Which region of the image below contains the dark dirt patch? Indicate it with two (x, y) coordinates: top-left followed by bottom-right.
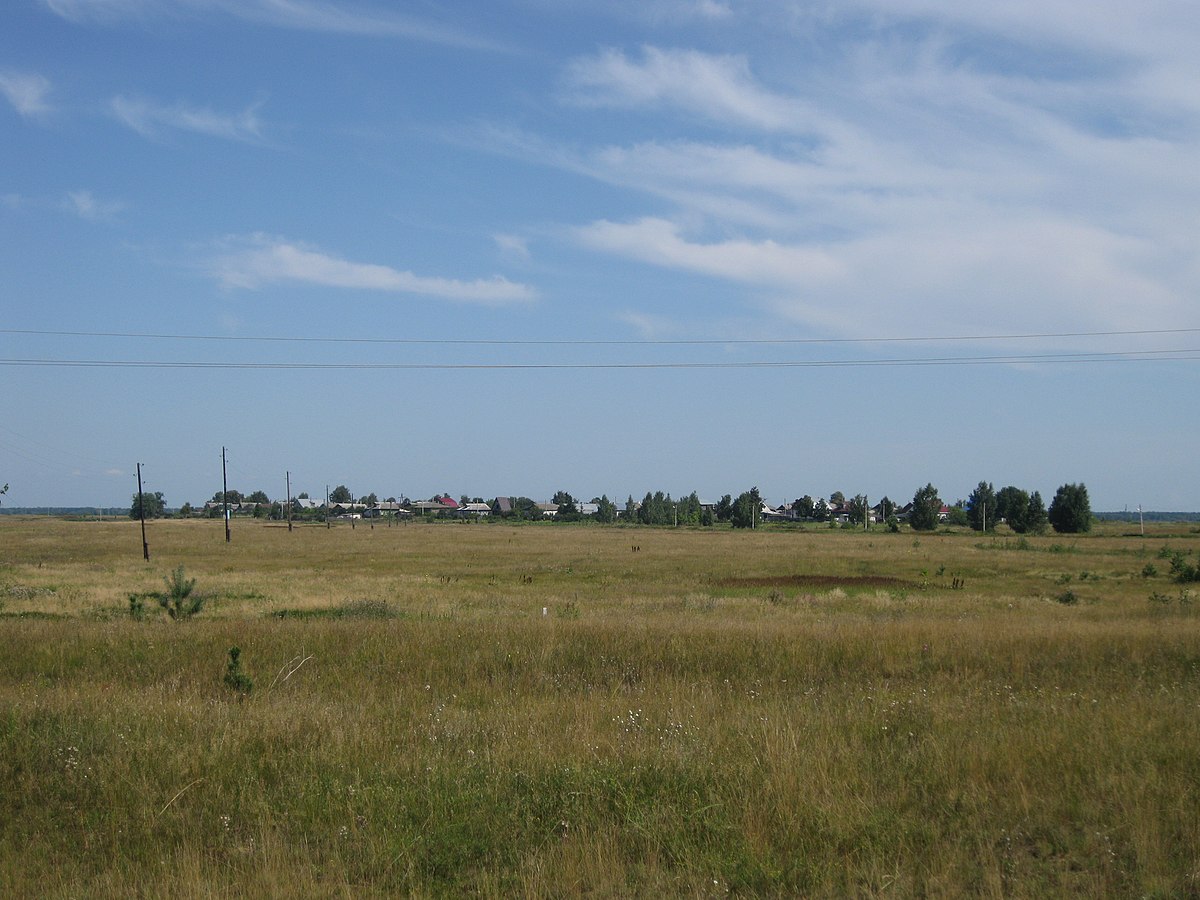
(716, 575), (915, 590)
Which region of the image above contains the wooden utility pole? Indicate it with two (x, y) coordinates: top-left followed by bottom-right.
(286, 471), (293, 532)
(222, 447), (231, 543)
(136, 462), (149, 561)
(325, 484), (330, 529)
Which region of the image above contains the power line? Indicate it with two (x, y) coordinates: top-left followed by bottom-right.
(2, 326), (1198, 346)
(0, 349), (1197, 370)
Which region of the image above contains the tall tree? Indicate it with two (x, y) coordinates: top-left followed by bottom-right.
(995, 486), (1030, 533)
(966, 481), (997, 531)
(329, 485), (353, 504)
(1049, 483), (1092, 533)
(592, 495), (617, 524)
(1026, 491), (1048, 534)
(552, 490), (580, 521)
(847, 494), (869, 527)
(909, 483), (942, 531)
(715, 494), (733, 522)
(129, 491), (166, 520)
(794, 495), (815, 520)
(731, 487), (762, 529)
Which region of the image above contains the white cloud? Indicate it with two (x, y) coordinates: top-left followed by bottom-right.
(211, 234), (537, 305)
(110, 95), (266, 142)
(0, 71), (53, 118)
(577, 217), (844, 286)
(493, 233), (531, 260)
(563, 47), (807, 132)
(64, 190), (124, 221)
(43, 0), (506, 50)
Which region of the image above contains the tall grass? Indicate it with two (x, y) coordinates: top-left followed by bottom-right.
(1, 517), (1198, 895)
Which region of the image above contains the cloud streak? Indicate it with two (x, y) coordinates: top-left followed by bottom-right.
(111, 95), (266, 142)
(563, 46), (808, 132)
(211, 235), (537, 305)
(43, 0), (507, 50)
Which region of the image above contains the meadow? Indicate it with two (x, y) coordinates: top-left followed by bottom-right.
(1, 515), (1199, 897)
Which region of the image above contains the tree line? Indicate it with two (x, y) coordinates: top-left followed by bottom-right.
(128, 481), (1096, 534)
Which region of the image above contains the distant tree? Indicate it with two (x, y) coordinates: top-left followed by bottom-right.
(677, 492), (702, 525)
(592, 495), (618, 524)
(967, 481), (997, 531)
(361, 492), (378, 507)
(638, 491), (674, 526)
(552, 490), (581, 521)
(946, 504), (969, 527)
(268, 501), (284, 521)
(1026, 491), (1048, 534)
(210, 489), (243, 506)
(511, 497), (541, 521)
(1049, 483), (1092, 533)
(813, 498), (830, 521)
(329, 485), (353, 504)
(129, 491), (166, 520)
(909, 483), (942, 531)
(794, 495), (815, 520)
(701, 507), (716, 527)
(847, 494), (869, 527)
(829, 491), (845, 507)
(297, 492), (309, 499)
(995, 486), (1030, 533)
(178, 502), (194, 518)
(715, 494), (733, 522)
(878, 496), (897, 520)
(731, 487), (762, 529)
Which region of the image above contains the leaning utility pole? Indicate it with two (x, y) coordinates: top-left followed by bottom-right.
(222, 447), (231, 543)
(136, 462), (149, 561)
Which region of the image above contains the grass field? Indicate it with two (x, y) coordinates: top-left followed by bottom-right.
(2, 515), (1199, 897)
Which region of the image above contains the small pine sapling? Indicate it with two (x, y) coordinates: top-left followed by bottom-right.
(224, 646), (253, 696)
(159, 565), (204, 620)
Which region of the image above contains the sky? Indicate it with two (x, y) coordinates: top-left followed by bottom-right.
(2, 0), (1199, 511)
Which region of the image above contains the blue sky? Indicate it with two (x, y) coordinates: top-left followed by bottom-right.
(2, 0), (1198, 511)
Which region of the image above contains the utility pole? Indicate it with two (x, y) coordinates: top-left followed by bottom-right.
(982, 502), (986, 534)
(286, 471), (293, 532)
(222, 447), (231, 543)
(136, 463), (149, 561)
(325, 484), (330, 530)
(1139, 504), (1144, 537)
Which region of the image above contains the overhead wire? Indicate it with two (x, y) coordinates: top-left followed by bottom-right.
(0, 349), (1197, 370)
(2, 326), (1198, 346)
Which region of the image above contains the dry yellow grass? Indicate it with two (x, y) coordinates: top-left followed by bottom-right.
(2, 515), (1199, 895)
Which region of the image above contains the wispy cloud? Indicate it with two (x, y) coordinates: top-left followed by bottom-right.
(493, 233), (531, 261)
(563, 47), (806, 132)
(110, 94), (266, 142)
(63, 190), (124, 221)
(43, 0), (507, 50)
(211, 234), (537, 305)
(0, 71), (53, 118)
(540, 11), (1200, 339)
